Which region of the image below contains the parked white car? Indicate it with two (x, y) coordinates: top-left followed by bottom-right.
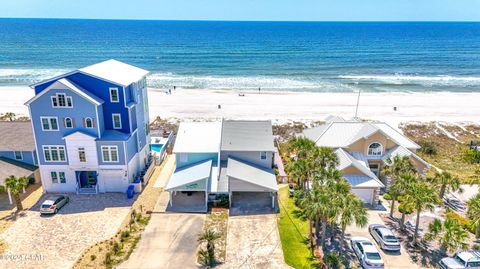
(368, 224), (401, 252)
(351, 236), (384, 269)
(439, 251), (480, 269)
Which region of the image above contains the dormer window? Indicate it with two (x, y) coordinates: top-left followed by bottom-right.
(51, 93), (73, 108)
(367, 142), (383, 156)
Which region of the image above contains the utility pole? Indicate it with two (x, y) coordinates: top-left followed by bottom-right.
(354, 89), (361, 119)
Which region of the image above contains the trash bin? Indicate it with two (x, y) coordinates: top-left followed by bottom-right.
(127, 185), (135, 199)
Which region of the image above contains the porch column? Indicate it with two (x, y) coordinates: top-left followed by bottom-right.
(7, 188), (12, 205)
(205, 191), (208, 210)
(229, 191), (232, 208)
(271, 192), (275, 209)
(169, 191), (173, 207)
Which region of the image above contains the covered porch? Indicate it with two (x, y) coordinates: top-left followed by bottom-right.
(76, 170), (98, 194)
(164, 160), (211, 213)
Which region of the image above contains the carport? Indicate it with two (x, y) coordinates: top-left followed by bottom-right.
(165, 160), (211, 212)
(227, 158), (278, 210)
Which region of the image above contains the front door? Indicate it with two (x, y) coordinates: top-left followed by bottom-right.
(78, 171), (97, 188)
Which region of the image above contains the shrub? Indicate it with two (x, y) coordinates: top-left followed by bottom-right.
(323, 252), (341, 269)
(121, 230), (130, 239)
(112, 241), (123, 255)
(464, 148), (480, 164)
(383, 193), (392, 200)
(419, 140), (438, 155)
(90, 254), (96, 261)
(104, 252), (112, 266)
(445, 211), (476, 234)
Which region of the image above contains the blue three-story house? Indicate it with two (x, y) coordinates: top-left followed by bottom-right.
(25, 60), (151, 193)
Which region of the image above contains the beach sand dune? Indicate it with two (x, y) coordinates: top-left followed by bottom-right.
(1, 86), (479, 127)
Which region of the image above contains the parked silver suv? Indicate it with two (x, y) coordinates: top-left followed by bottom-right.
(439, 251), (480, 269)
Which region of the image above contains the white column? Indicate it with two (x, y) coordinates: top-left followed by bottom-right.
(271, 193), (275, 209)
(205, 191), (208, 210)
(22, 187), (26, 194)
(7, 188), (12, 205)
(169, 191), (173, 207)
(229, 191), (232, 208)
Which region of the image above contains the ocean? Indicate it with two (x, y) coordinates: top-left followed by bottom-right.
(0, 19), (480, 92)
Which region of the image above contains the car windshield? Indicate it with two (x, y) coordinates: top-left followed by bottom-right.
(383, 235), (398, 243)
(366, 252), (382, 260)
(453, 255), (466, 265)
(41, 204), (51, 208)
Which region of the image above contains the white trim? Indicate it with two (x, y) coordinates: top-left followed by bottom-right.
(64, 117), (73, 128)
(40, 116), (59, 131)
(101, 145), (119, 163)
(51, 93), (73, 108)
(42, 145), (67, 163)
(27, 105), (41, 178)
(13, 151), (23, 160)
(26, 78), (102, 106)
(50, 171), (67, 184)
(109, 87), (120, 103)
(95, 106), (101, 138)
(112, 113), (122, 129)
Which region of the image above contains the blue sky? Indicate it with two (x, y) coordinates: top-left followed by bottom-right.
(1, 0), (479, 21)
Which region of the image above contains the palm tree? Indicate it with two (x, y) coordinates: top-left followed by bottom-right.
(299, 189), (317, 253)
(467, 193), (480, 238)
(425, 216), (469, 253)
(2, 112), (16, 121)
(388, 172), (417, 218)
(428, 171), (463, 200)
(286, 137), (318, 189)
(197, 229), (221, 267)
(339, 193), (368, 243)
(383, 156), (416, 217)
(397, 196), (414, 229)
(5, 175), (29, 211)
(406, 180), (441, 241)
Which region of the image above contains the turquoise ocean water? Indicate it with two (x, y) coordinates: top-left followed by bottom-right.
(0, 19), (479, 92)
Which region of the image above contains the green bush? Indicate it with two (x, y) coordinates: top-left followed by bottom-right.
(419, 140), (438, 155)
(121, 230), (130, 239)
(90, 254), (96, 261)
(464, 148), (480, 164)
(445, 211), (476, 234)
(383, 193), (392, 200)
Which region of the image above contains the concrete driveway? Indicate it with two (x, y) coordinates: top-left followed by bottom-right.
(119, 213), (205, 269)
(221, 213), (290, 269)
(0, 193), (133, 269)
(346, 211), (420, 269)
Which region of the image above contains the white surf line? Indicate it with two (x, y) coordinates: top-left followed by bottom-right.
(435, 122), (461, 143)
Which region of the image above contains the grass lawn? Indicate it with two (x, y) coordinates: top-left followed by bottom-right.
(277, 185), (319, 269)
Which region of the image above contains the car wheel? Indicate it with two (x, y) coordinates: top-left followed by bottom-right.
(54, 208), (58, 214)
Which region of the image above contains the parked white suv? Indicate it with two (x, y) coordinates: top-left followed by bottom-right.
(439, 251), (480, 269)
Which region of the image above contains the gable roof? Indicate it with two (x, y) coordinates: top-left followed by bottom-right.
(302, 121), (420, 150)
(79, 59), (149, 87)
(30, 59), (149, 88)
(221, 120), (275, 152)
(0, 121), (36, 151)
(25, 78), (104, 106)
(335, 148), (384, 188)
(226, 158), (278, 192)
(173, 122), (222, 153)
(62, 130), (97, 140)
(382, 145), (430, 168)
(165, 160), (212, 191)
(0, 157), (37, 186)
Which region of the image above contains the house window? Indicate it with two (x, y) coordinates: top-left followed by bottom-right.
(101, 146), (119, 162)
(110, 88), (119, 103)
(14, 151), (23, 160)
(64, 117), (73, 128)
(78, 147), (86, 162)
(367, 142), (383, 156)
(84, 117), (94, 128)
(51, 93), (73, 108)
(40, 117), (59, 131)
(260, 151), (267, 160)
(51, 171), (58, 183)
(50, 171), (66, 184)
(112, 114), (122, 129)
(43, 146), (66, 162)
(369, 163), (380, 177)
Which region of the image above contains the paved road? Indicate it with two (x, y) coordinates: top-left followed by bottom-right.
(347, 211), (420, 269)
(119, 213), (205, 269)
(220, 214), (290, 269)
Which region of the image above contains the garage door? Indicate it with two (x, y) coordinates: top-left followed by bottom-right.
(231, 192), (272, 209)
(102, 171), (127, 192)
(351, 188), (373, 204)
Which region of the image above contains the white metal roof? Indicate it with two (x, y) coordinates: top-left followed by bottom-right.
(221, 120), (275, 152)
(302, 121), (420, 150)
(173, 122), (222, 153)
(336, 148), (384, 188)
(79, 59), (149, 87)
(227, 158), (278, 192)
(382, 145), (429, 167)
(165, 160), (212, 191)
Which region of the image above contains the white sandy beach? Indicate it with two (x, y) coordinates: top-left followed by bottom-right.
(1, 86), (479, 127)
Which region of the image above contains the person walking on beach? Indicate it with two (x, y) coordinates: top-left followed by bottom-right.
(258, 87), (261, 92)
(173, 86), (176, 90)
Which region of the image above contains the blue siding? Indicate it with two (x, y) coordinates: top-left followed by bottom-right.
(96, 141), (126, 165)
(177, 152), (218, 168)
(30, 88), (100, 165)
(126, 132), (138, 162)
(0, 151), (37, 166)
(130, 106), (138, 132)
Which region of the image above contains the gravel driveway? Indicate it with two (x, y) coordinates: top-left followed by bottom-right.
(221, 214), (290, 269)
(0, 193), (133, 269)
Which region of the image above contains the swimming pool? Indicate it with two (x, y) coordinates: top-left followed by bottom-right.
(151, 144), (164, 153)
